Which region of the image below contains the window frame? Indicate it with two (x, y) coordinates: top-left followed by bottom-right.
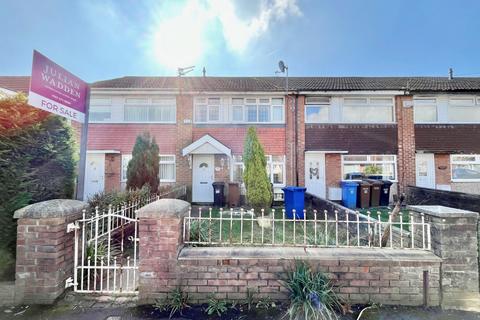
(89, 98), (112, 123)
(121, 154), (176, 183)
(414, 95), (480, 124)
(159, 155), (176, 183)
(123, 97), (176, 124)
(230, 154), (286, 187)
(305, 96), (330, 124)
(413, 97), (438, 123)
(340, 97), (395, 124)
(450, 154), (480, 182)
(341, 154), (398, 182)
(194, 97), (285, 124)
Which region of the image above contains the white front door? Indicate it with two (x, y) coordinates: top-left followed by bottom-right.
(84, 153), (105, 200)
(305, 152), (326, 198)
(192, 155), (214, 203)
(416, 153), (436, 189)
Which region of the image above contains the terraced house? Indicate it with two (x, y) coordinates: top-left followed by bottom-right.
(2, 75), (480, 202)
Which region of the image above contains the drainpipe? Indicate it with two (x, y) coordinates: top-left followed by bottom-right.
(294, 93), (299, 186)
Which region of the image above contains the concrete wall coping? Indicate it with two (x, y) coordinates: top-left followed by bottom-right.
(137, 198), (190, 218)
(179, 246), (442, 263)
(407, 205), (479, 219)
(13, 199), (88, 219)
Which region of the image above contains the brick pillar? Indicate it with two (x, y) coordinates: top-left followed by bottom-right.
(410, 206), (480, 310)
(396, 95), (416, 194)
(176, 94), (193, 189)
(13, 199), (88, 304)
(296, 96), (306, 187)
(137, 199), (189, 304)
(286, 95), (305, 186)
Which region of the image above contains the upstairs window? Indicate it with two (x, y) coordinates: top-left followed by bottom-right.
(194, 97), (284, 123)
(305, 96), (330, 123)
(89, 98), (112, 122)
(124, 97), (176, 123)
(342, 97), (394, 123)
(448, 97), (480, 123)
(414, 98), (438, 123)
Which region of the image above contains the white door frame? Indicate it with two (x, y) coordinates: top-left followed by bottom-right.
(415, 153), (436, 189)
(84, 153), (105, 200)
(305, 152), (326, 198)
(192, 154), (215, 203)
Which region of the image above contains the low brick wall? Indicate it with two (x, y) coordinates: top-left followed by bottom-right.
(177, 247), (441, 306)
(137, 199), (443, 307)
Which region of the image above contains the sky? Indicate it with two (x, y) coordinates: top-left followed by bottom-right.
(1, 0), (480, 82)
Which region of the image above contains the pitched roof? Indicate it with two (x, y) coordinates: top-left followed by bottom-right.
(91, 76), (480, 92)
(0, 76), (30, 93)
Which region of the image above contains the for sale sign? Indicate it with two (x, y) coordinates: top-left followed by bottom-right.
(28, 50), (88, 123)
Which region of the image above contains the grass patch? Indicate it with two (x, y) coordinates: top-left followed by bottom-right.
(0, 248), (15, 281)
(358, 206), (411, 231)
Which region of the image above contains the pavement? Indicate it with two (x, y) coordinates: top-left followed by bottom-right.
(1, 303), (480, 320)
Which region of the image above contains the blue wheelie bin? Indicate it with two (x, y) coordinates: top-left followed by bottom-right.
(282, 186), (306, 219)
(341, 181), (359, 209)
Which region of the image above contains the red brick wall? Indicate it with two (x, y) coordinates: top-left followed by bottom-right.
(104, 154), (121, 192)
(396, 96), (416, 194)
(296, 96), (306, 187)
(435, 153), (451, 186)
(192, 127), (286, 155)
(87, 124), (177, 154)
(326, 154), (342, 189)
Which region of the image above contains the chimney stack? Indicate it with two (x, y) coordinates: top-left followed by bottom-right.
(202, 67), (206, 77)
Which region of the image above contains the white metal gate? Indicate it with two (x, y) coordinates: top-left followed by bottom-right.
(70, 196), (155, 294)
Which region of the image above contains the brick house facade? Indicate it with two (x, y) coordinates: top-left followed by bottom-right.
(2, 75), (480, 202)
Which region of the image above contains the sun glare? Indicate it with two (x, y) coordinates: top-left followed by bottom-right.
(150, 1), (209, 70)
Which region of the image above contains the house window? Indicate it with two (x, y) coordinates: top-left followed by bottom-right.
(89, 98), (111, 122)
(305, 97), (330, 123)
(124, 97), (176, 123)
(231, 155), (285, 186)
(414, 98), (438, 123)
(342, 155), (397, 181)
(121, 154), (176, 182)
(448, 98), (480, 123)
(342, 97), (394, 123)
(231, 155), (244, 183)
(159, 155), (176, 182)
(451, 155), (480, 181)
(195, 98), (222, 123)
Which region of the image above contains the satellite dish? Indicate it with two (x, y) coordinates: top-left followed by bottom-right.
(278, 60), (286, 73)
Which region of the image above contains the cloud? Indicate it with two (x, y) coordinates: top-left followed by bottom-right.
(146, 0), (301, 70)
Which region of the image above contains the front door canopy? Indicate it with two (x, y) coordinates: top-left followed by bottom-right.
(182, 134), (232, 157)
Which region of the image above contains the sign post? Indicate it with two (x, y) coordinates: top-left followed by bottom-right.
(28, 50), (89, 200)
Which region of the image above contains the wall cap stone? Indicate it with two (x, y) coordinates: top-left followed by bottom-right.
(137, 198), (189, 218)
(179, 246), (442, 263)
(13, 199), (88, 219)
(407, 205), (479, 219)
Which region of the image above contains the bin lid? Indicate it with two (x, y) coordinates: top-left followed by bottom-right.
(363, 178), (382, 185)
(282, 186), (307, 192)
(341, 180), (359, 186)
(212, 182), (225, 186)
(381, 180), (393, 186)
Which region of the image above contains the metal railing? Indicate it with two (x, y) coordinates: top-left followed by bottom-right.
(183, 208), (431, 250)
(72, 185), (187, 294)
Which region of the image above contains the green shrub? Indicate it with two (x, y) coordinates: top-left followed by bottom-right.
(189, 220), (208, 244)
(126, 132), (159, 192)
(87, 185), (151, 213)
(154, 287), (190, 318)
(243, 127), (272, 211)
(282, 261), (341, 320)
(205, 296), (228, 317)
(0, 94), (77, 264)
